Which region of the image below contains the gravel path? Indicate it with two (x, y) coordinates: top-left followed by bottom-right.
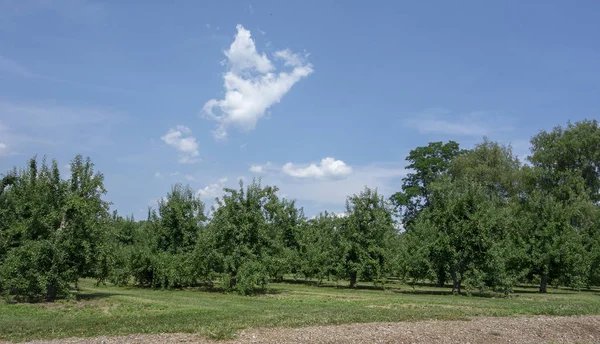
(11, 315), (600, 344)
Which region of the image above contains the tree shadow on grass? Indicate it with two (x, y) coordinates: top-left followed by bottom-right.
(75, 292), (121, 301)
(279, 278), (388, 291)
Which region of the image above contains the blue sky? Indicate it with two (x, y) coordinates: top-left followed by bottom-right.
(1, 0), (599, 217)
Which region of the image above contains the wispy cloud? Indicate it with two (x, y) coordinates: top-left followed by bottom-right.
(0, 142), (10, 157)
(0, 53), (134, 94)
(0, 55), (39, 78)
(0, 100), (118, 154)
(406, 110), (514, 137)
(203, 24), (313, 139)
(160, 125), (200, 164)
(0, 0), (105, 22)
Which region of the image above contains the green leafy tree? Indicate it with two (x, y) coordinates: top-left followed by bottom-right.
(340, 187), (395, 288)
(0, 155), (109, 301)
(450, 138), (521, 199)
(390, 141), (463, 228)
(516, 168), (590, 292)
(155, 184), (206, 254)
(60, 155), (110, 279)
(205, 180), (281, 294)
(296, 212), (344, 283)
(529, 119), (600, 202)
(410, 178), (513, 294)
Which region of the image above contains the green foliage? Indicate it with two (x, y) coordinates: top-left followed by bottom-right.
(155, 184), (206, 254)
(0, 240), (73, 302)
(529, 119), (600, 202)
(408, 178), (514, 294)
(295, 212), (344, 283)
(340, 187), (395, 288)
(0, 155), (108, 301)
(2, 117), (600, 303)
(205, 180), (284, 294)
(390, 141), (464, 227)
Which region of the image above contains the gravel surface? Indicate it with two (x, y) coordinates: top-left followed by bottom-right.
(9, 315), (600, 344)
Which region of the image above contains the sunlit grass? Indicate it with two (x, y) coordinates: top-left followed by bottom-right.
(1, 278), (599, 342)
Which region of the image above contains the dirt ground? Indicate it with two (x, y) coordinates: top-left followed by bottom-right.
(13, 315), (600, 344)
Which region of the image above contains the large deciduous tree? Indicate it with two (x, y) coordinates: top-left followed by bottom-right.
(0, 155), (109, 301)
(390, 141), (463, 228)
(205, 180), (283, 294)
(340, 187), (395, 288)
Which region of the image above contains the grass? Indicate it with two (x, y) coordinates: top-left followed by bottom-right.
(1, 278), (600, 342)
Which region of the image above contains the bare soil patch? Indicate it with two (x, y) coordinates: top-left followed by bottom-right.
(10, 315), (600, 344)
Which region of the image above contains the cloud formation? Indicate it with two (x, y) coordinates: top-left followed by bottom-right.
(249, 162), (274, 174)
(407, 110), (514, 137)
(196, 177), (228, 200)
(203, 24), (313, 139)
(160, 125), (200, 163)
(283, 157), (352, 179)
(0, 55), (38, 78)
(247, 161), (406, 207)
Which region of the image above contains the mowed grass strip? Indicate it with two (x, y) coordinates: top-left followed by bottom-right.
(1, 279), (600, 342)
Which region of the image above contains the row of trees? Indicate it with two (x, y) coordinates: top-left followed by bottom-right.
(0, 119), (599, 301)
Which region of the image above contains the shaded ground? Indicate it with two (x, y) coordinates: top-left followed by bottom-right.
(13, 315), (600, 344)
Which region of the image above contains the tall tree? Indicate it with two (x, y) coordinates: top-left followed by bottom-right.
(516, 167), (590, 292)
(529, 119), (600, 202)
(60, 155), (110, 279)
(205, 180), (281, 294)
(390, 141), (463, 228)
(296, 212), (344, 283)
(155, 184), (206, 254)
(409, 177), (512, 294)
(340, 187), (395, 288)
(450, 138), (521, 199)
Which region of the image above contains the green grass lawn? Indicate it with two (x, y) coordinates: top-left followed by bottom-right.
(1, 279), (600, 342)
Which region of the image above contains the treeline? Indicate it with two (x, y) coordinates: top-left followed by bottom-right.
(1, 119), (599, 301)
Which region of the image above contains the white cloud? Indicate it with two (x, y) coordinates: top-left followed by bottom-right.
(281, 165), (406, 205)
(161, 125), (200, 164)
(249, 164), (264, 173)
(283, 157), (352, 179)
(274, 49), (307, 67)
(224, 24), (273, 74)
(154, 172), (163, 178)
(196, 177), (228, 200)
(203, 24), (313, 139)
(253, 163), (406, 206)
(0, 142), (7, 156)
(249, 162), (275, 174)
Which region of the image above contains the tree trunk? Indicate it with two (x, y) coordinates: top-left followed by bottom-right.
(451, 269), (462, 295)
(539, 274), (548, 293)
(46, 280), (56, 302)
(349, 271), (357, 288)
(436, 266), (446, 287)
